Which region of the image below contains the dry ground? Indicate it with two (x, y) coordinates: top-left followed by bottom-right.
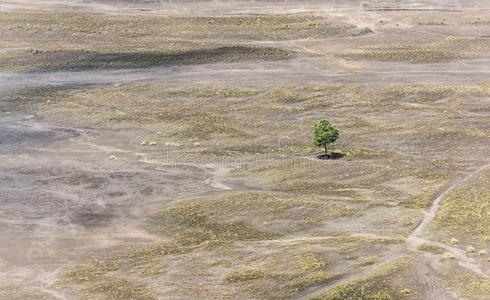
(1, 1), (490, 299)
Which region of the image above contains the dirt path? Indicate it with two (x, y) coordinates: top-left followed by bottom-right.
(407, 162), (490, 276)
(301, 162), (490, 299)
(408, 163), (490, 245)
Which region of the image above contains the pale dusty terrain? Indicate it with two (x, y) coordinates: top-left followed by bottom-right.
(1, 1), (490, 299)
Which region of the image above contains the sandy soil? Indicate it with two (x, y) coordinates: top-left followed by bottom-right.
(1, 1), (490, 299)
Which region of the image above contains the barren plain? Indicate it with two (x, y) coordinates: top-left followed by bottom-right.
(1, 0), (490, 299)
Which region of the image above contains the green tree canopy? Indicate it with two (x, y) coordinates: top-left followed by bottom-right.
(313, 119), (340, 154)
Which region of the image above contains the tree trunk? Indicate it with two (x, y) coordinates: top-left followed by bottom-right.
(324, 145), (327, 154)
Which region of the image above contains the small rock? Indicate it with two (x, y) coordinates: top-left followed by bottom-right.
(148, 141), (157, 146)
(108, 155), (118, 160)
(479, 249), (487, 256)
(466, 245), (476, 253)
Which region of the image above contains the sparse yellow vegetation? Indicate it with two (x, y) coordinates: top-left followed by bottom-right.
(224, 269), (279, 283)
(434, 170), (490, 244)
(295, 252), (328, 272)
(154, 200), (276, 245)
(63, 243), (188, 299)
(152, 192), (357, 239)
(418, 243), (446, 255)
(223, 251), (342, 297)
(356, 256), (378, 266)
(442, 252), (455, 260)
(342, 38), (490, 63)
(2, 2), (490, 300)
(443, 268), (490, 299)
(83, 278), (156, 300)
(313, 258), (412, 300)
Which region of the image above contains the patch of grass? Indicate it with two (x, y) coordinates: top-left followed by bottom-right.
(6, 85), (76, 107)
(290, 271), (343, 293)
(83, 278), (156, 300)
(153, 192), (356, 238)
(294, 253), (328, 272)
(400, 187), (442, 209)
(64, 260), (112, 284)
(238, 157), (431, 203)
(237, 159), (355, 196)
(443, 251), (455, 260)
(175, 113), (249, 139)
(109, 243), (186, 279)
(224, 251), (342, 297)
(449, 237), (459, 245)
(418, 243), (446, 255)
(10, 46), (296, 72)
(0, 12), (369, 41)
(155, 201), (276, 246)
(443, 268), (490, 299)
(63, 242), (189, 299)
(177, 86), (259, 98)
(269, 88), (307, 103)
(342, 38), (490, 63)
(224, 269), (276, 283)
(7, 84), (259, 139)
(381, 85), (490, 104)
(382, 85), (453, 104)
(433, 170), (490, 244)
(344, 44), (460, 63)
(312, 258), (412, 300)
(64, 243), (186, 285)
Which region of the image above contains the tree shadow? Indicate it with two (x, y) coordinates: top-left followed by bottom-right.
(317, 151), (345, 160)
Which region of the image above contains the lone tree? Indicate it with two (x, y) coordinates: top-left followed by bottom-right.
(313, 119), (340, 155)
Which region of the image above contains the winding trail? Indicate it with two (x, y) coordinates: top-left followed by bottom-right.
(408, 163), (490, 244)
(302, 162), (490, 299)
(407, 162), (490, 276)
